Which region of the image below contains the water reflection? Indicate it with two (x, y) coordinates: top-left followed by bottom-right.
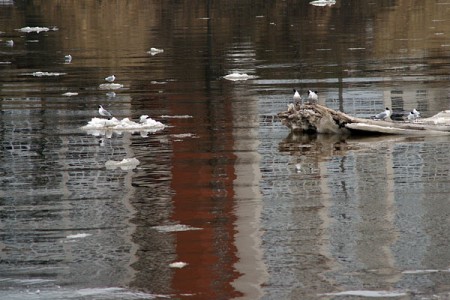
(273, 133), (450, 298)
(2, 0), (450, 299)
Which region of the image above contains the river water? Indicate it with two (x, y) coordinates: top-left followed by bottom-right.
(1, 1), (450, 299)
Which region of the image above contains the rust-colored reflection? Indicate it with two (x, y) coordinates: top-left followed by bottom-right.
(168, 96), (242, 299)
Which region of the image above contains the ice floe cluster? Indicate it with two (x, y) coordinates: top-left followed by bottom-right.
(81, 115), (166, 136)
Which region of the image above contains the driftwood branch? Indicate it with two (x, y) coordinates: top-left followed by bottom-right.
(278, 103), (450, 135)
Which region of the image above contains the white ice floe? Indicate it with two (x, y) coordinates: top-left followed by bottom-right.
(152, 224), (202, 233)
(81, 116), (165, 136)
(148, 47), (164, 55)
(62, 92), (78, 96)
(66, 233), (92, 239)
(105, 158), (140, 170)
(402, 269), (449, 274)
(160, 115), (193, 119)
(169, 262), (188, 269)
(99, 83), (124, 90)
(310, 0), (336, 7)
(17, 26), (55, 33)
(321, 290), (407, 297)
(32, 71), (66, 77)
(171, 133), (196, 139)
(223, 72), (257, 81)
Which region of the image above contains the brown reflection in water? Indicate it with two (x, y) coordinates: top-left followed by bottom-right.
(168, 95), (241, 299)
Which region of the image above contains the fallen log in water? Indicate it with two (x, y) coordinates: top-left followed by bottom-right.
(277, 103), (450, 135)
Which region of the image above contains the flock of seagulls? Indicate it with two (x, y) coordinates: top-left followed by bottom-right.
(292, 89), (421, 122)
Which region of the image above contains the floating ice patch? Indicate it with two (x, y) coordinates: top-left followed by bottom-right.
(310, 0), (336, 6)
(171, 133), (196, 139)
(223, 72), (257, 81)
(99, 83), (124, 90)
(62, 92), (78, 96)
(160, 115), (193, 119)
(152, 224), (202, 233)
(81, 116), (165, 136)
(321, 290), (407, 297)
(17, 26), (57, 33)
(169, 262), (188, 269)
(147, 47), (164, 55)
(402, 269), (447, 274)
(75, 287), (169, 299)
(32, 71), (66, 77)
(66, 233), (92, 239)
(105, 158), (140, 170)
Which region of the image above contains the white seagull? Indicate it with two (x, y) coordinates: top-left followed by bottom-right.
(407, 111), (417, 122)
(105, 75), (116, 82)
(412, 108), (420, 118)
(293, 89), (302, 103)
(139, 115), (150, 123)
(64, 54), (72, 63)
(308, 90), (318, 102)
(98, 105), (113, 119)
(373, 107), (391, 120)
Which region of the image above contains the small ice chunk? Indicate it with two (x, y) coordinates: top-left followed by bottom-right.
(66, 233), (92, 239)
(169, 262), (188, 269)
(105, 158), (140, 170)
(321, 290), (407, 297)
(17, 26), (50, 33)
(99, 83), (124, 90)
(62, 92), (78, 96)
(148, 47), (164, 55)
(310, 0), (336, 7)
(32, 71), (66, 77)
(223, 72), (256, 81)
(152, 224), (202, 233)
(160, 115), (193, 119)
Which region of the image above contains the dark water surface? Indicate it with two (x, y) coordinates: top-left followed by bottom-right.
(1, 1), (450, 299)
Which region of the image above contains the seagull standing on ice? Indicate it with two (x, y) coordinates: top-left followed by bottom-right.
(373, 107), (391, 120)
(293, 89), (302, 104)
(105, 75), (116, 82)
(139, 115), (150, 123)
(412, 108), (420, 118)
(308, 90), (318, 102)
(98, 105), (113, 119)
